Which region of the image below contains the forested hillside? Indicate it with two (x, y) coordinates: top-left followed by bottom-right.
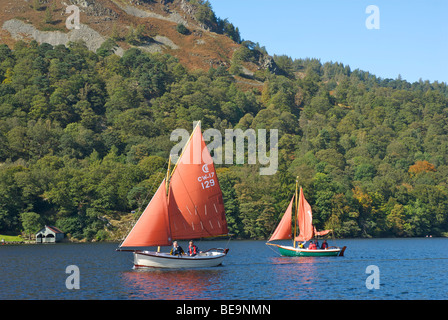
(1, 34), (448, 240)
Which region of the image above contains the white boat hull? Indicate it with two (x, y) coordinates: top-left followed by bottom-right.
(133, 250), (227, 269)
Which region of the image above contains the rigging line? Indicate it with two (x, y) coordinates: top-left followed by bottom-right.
(224, 235), (231, 248)
(266, 243), (282, 256)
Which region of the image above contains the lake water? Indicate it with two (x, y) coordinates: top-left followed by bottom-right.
(0, 238), (447, 300)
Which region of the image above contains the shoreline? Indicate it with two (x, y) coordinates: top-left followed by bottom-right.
(1, 235), (446, 246)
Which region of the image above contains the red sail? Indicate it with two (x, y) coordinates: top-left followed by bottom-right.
(295, 187), (314, 242)
(120, 179), (171, 247)
(314, 227), (332, 237)
(168, 124), (228, 240)
(268, 196), (294, 241)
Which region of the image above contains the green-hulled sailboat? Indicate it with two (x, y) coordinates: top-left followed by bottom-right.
(266, 178), (346, 257)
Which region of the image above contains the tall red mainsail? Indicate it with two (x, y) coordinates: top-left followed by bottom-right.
(268, 196), (294, 241)
(295, 187), (314, 242)
(168, 124), (228, 240)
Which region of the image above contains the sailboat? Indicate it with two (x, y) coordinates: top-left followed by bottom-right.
(117, 122), (230, 268)
(266, 178), (346, 257)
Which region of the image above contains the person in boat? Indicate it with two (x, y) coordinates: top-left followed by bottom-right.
(170, 241), (185, 256)
(187, 240), (200, 256)
(321, 240), (328, 249)
(298, 242), (304, 248)
(308, 241), (317, 250)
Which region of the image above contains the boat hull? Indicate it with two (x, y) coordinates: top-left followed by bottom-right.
(133, 250), (227, 268)
(276, 245), (342, 257)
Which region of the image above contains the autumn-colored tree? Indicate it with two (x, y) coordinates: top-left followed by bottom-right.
(408, 160), (436, 176)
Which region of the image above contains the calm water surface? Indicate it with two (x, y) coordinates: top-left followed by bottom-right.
(0, 238), (447, 300)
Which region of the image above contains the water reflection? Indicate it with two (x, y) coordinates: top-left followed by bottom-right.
(268, 256), (324, 299)
(121, 268), (225, 300)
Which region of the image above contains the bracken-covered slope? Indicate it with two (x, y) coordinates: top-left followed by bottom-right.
(0, 0), (242, 71)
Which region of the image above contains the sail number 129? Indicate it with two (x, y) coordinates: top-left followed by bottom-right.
(198, 172), (215, 190)
(200, 179), (215, 189)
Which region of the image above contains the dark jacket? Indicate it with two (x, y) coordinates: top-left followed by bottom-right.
(170, 246), (184, 255)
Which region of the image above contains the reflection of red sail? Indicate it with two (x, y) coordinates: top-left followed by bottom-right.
(295, 188), (314, 242)
(121, 269), (221, 299)
(268, 196), (293, 241)
(120, 180), (171, 247)
(168, 124), (228, 240)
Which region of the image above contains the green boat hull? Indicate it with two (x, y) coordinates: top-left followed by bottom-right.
(277, 245), (343, 257)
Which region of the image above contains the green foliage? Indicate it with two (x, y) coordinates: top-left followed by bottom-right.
(187, 0), (241, 43)
(1, 39), (448, 241)
(176, 23), (189, 35)
(21, 211), (41, 237)
(97, 39), (118, 58)
(43, 7), (53, 24)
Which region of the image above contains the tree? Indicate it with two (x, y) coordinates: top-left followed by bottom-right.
(408, 160), (436, 177)
(97, 39), (118, 58)
(125, 26), (137, 45)
(21, 211), (42, 239)
(176, 23), (189, 35)
(110, 23), (121, 41)
(32, 0), (41, 11)
(43, 7), (53, 24)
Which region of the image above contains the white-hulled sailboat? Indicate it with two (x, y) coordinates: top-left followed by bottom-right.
(117, 122), (229, 268)
(266, 178), (346, 257)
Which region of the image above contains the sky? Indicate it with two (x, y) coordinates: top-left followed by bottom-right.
(208, 0), (448, 84)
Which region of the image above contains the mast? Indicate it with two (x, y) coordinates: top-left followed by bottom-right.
(293, 176), (299, 248)
(170, 121), (201, 178)
(166, 155), (171, 193)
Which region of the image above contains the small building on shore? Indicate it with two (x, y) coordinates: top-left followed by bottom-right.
(36, 226), (65, 243)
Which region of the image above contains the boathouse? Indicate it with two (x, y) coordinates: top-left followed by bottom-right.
(36, 226), (65, 243)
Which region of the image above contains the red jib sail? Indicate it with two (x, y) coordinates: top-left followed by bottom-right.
(268, 196), (294, 241)
(295, 187), (314, 242)
(120, 179), (171, 247)
(168, 124), (228, 240)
